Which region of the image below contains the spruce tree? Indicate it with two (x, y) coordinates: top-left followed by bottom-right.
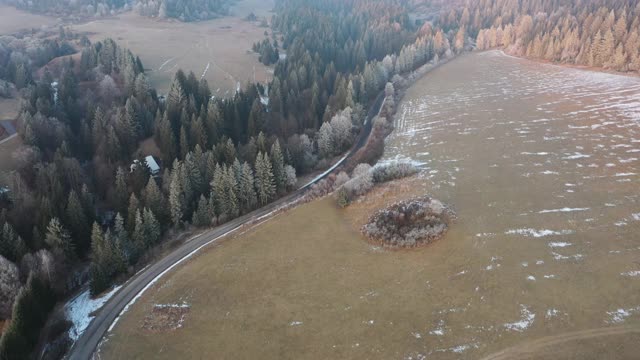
(169, 161), (184, 226)
(45, 218), (75, 263)
(254, 152), (276, 205)
(270, 140), (286, 193)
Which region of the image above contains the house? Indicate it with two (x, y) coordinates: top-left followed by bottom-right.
(130, 155), (161, 176)
(145, 155), (161, 176)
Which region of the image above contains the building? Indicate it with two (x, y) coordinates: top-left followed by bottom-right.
(130, 155), (161, 176)
(145, 155), (161, 176)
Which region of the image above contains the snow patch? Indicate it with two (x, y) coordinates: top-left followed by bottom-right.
(621, 271), (640, 277)
(505, 228), (574, 237)
(538, 207), (589, 214)
(607, 307), (640, 324)
(65, 285), (122, 341)
(548, 242), (572, 248)
(503, 305), (535, 332)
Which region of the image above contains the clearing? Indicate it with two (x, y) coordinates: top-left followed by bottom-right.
(71, 1), (274, 95)
(0, 5), (59, 35)
(98, 180), (640, 359)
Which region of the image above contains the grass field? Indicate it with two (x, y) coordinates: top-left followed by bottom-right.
(72, 4), (273, 95)
(0, 5), (59, 35)
(99, 174), (640, 359)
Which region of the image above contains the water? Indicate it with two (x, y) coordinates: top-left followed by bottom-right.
(381, 50), (640, 358)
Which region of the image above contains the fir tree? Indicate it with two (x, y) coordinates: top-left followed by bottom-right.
(254, 152), (275, 205)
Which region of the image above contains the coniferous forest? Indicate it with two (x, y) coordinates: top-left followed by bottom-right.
(1, 0), (640, 358)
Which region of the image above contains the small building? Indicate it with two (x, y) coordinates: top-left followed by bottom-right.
(130, 155), (161, 176)
(145, 155), (161, 176)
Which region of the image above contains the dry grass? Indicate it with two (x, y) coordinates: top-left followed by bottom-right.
(72, 10), (273, 95)
(0, 98), (19, 122)
(97, 191), (640, 360)
(0, 5), (59, 35)
(344, 175), (428, 229)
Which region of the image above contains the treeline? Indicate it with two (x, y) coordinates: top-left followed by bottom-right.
(133, 0), (232, 22)
(464, 0), (640, 72)
(3, 0), (235, 22)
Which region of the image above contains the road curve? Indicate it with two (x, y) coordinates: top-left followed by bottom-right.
(67, 92), (387, 360)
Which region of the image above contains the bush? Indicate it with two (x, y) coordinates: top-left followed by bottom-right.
(362, 196), (454, 248)
(371, 162), (419, 184)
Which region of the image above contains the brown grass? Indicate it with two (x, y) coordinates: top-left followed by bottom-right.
(0, 5), (59, 35)
(71, 10), (273, 95)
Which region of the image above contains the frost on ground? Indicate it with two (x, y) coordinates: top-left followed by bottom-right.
(538, 207), (590, 214)
(142, 301), (191, 332)
(505, 228), (574, 237)
(504, 305), (535, 332)
(65, 285), (122, 341)
(606, 306), (640, 324)
(548, 242), (572, 248)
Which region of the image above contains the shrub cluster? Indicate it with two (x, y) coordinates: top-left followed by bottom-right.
(362, 196), (454, 248)
(372, 162), (419, 184)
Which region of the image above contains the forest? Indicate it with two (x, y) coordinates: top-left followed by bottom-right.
(1, 0), (639, 359)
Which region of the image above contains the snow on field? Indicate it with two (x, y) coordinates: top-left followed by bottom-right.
(65, 285), (122, 341)
(503, 305), (535, 332)
(538, 207), (590, 214)
(505, 228), (574, 237)
(548, 242), (572, 248)
(607, 306), (640, 324)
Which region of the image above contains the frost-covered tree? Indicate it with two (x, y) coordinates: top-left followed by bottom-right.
(270, 140), (286, 193)
(254, 152), (275, 205)
(45, 218), (75, 263)
(318, 122), (334, 158)
(284, 165), (297, 190)
(0, 255), (20, 319)
(169, 161), (185, 226)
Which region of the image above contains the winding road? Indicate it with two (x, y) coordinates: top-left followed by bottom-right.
(67, 92), (386, 360)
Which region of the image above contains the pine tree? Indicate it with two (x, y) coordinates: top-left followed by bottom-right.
(45, 218), (75, 262)
(143, 208), (161, 246)
(192, 195), (211, 227)
(89, 223), (109, 295)
(210, 163), (225, 216)
(66, 191), (90, 253)
(113, 213), (132, 265)
(318, 122), (334, 158)
(0, 222), (27, 263)
(132, 210), (145, 249)
(126, 193), (140, 236)
(169, 161), (184, 226)
(114, 167), (128, 213)
(270, 140), (286, 193)
(254, 152), (275, 205)
(143, 177), (166, 224)
(223, 167), (239, 217)
(240, 162), (257, 211)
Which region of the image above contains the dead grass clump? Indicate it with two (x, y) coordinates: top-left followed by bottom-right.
(141, 303), (190, 332)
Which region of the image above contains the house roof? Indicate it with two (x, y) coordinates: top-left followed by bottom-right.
(145, 156), (160, 172)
